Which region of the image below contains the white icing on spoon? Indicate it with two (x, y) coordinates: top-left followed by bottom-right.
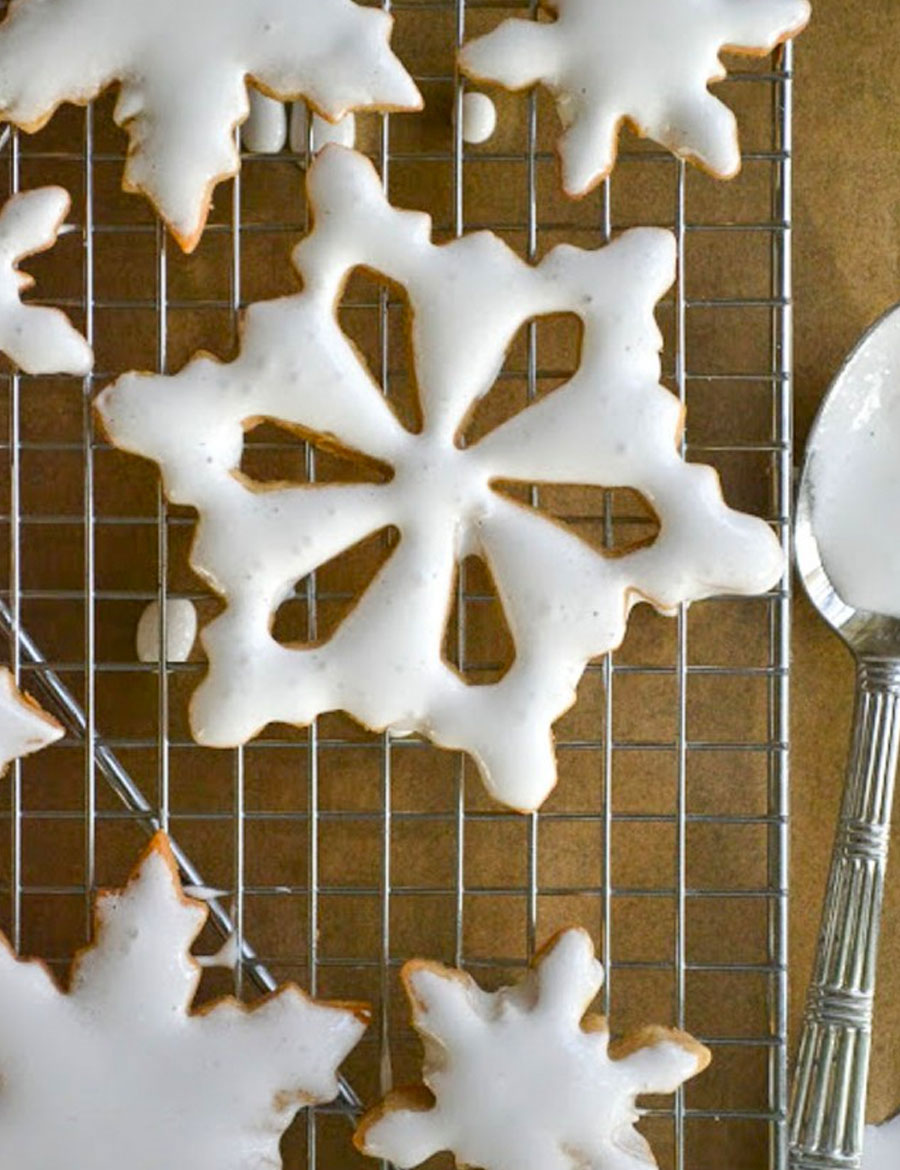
(806, 304), (900, 618)
(865, 1114), (900, 1170)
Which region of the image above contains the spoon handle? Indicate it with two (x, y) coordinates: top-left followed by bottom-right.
(789, 659), (900, 1169)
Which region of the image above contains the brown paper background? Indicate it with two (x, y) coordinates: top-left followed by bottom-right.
(0, 0), (897, 1166)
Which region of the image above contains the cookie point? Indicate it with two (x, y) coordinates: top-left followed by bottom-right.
(137, 829), (180, 878)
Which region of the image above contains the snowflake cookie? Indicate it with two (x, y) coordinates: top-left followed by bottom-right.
(0, 831), (369, 1170)
(0, 187), (92, 374)
(459, 0), (811, 196)
(0, 668), (63, 775)
(355, 928), (711, 1170)
(0, 0), (421, 251)
(96, 145), (784, 813)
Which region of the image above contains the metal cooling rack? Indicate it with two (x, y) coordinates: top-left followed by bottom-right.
(0, 3), (793, 1169)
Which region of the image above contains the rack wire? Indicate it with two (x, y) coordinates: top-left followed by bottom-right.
(0, 3), (793, 1168)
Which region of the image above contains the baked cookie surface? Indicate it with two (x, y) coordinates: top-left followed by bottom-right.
(97, 145), (784, 813)
(0, 0), (421, 250)
(0, 832), (369, 1169)
(0, 667), (63, 775)
(460, 0), (811, 195)
(356, 928), (710, 1170)
(0, 187), (92, 374)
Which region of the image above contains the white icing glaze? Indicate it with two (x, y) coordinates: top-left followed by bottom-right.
(459, 0), (811, 195)
(289, 101), (357, 154)
(97, 145), (784, 813)
(461, 92), (497, 146)
(196, 933), (241, 971)
(242, 88), (287, 154)
(182, 884), (230, 901)
(136, 598), (198, 663)
(0, 188), (93, 375)
(0, 668), (63, 775)
(0, 0), (420, 251)
(355, 928), (710, 1170)
(807, 304), (900, 619)
(0, 832), (368, 1169)
(865, 1114), (900, 1170)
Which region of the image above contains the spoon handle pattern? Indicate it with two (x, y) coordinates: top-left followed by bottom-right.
(789, 659), (900, 1169)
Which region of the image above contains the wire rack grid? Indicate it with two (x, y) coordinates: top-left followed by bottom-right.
(0, 3), (792, 1169)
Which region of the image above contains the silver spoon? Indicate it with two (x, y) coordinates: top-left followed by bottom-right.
(791, 303), (900, 1169)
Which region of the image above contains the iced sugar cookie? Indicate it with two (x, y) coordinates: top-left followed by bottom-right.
(97, 145), (784, 814)
(356, 928), (710, 1170)
(460, 0), (811, 195)
(0, 668), (63, 775)
(0, 188), (92, 375)
(0, 0), (421, 251)
(0, 831), (369, 1169)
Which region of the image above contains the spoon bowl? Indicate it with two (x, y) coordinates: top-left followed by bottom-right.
(796, 301), (900, 658)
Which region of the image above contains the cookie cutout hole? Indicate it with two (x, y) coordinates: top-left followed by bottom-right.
(443, 555), (515, 685)
(459, 313), (583, 447)
(271, 526), (399, 646)
(238, 418), (392, 489)
(493, 484), (661, 557)
(338, 268), (423, 435)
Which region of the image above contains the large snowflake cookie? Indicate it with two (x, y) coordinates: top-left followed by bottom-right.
(96, 145), (784, 813)
(0, 187), (92, 374)
(459, 0), (811, 196)
(0, 831), (369, 1169)
(0, 668), (63, 775)
(355, 928), (711, 1170)
(0, 0), (421, 251)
